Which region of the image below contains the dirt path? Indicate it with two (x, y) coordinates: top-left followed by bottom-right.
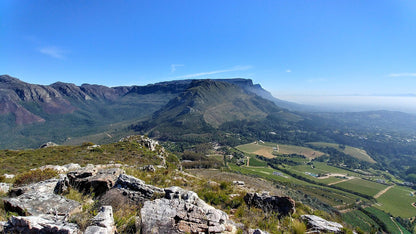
(328, 178), (354, 186)
(317, 173), (351, 179)
(390, 217), (404, 234)
(246, 157), (250, 167)
(374, 185), (394, 199)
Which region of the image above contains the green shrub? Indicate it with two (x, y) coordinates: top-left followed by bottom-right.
(291, 219), (307, 234)
(13, 168), (59, 186)
(113, 205), (139, 233)
(81, 142), (95, 147)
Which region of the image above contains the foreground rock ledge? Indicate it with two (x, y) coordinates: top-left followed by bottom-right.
(3, 215), (79, 234)
(301, 214), (343, 233)
(141, 186), (235, 233)
(4, 179), (81, 216)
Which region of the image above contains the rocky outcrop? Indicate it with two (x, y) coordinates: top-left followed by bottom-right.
(2, 215), (79, 233)
(54, 174), (70, 194)
(2, 163), (299, 233)
(301, 215), (343, 233)
(142, 164), (156, 172)
(85, 206), (116, 234)
(119, 135), (162, 152)
(244, 192), (296, 217)
(141, 186), (234, 233)
(68, 167), (124, 196)
(39, 141), (59, 148)
(249, 229), (270, 234)
(113, 174), (164, 202)
(233, 180), (245, 186)
(0, 183), (10, 193)
(3, 179), (81, 216)
(38, 163), (81, 173)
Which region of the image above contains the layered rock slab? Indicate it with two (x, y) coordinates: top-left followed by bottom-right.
(3, 215), (79, 234)
(85, 206), (116, 234)
(141, 186), (233, 233)
(3, 179), (81, 216)
(301, 214), (343, 233)
(68, 167), (124, 196)
(244, 192), (295, 217)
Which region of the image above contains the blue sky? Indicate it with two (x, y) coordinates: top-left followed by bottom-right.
(1, 0), (416, 110)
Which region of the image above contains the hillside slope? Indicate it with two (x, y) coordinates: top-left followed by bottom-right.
(132, 80), (296, 139)
(0, 75), (291, 149)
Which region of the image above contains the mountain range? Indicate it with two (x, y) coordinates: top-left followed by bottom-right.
(1, 74), (416, 177)
(0, 75), (302, 148)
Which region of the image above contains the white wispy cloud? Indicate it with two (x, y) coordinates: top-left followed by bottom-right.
(171, 64), (184, 73)
(175, 65), (253, 79)
(286, 69), (291, 73)
(388, 73), (416, 77)
(39, 46), (68, 59)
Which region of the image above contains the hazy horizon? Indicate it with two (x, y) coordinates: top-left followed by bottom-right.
(276, 94), (416, 114)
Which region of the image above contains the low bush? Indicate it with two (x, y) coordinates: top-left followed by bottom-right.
(13, 168), (59, 186)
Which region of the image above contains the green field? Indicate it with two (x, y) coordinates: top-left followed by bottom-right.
(247, 156), (268, 167)
(229, 164), (363, 207)
(237, 142), (324, 159)
(233, 142), (415, 231)
(376, 185), (416, 218)
(292, 163), (352, 175)
(229, 164), (304, 184)
(364, 207), (411, 234)
(334, 178), (388, 197)
(308, 142), (376, 163)
(316, 176), (344, 185)
(342, 210), (380, 233)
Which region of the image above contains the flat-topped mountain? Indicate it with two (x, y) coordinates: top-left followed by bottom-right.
(152, 80), (281, 127)
(131, 80), (296, 141)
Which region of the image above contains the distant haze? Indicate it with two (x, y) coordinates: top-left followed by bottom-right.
(277, 95), (416, 114)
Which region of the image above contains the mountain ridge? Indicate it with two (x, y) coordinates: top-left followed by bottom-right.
(0, 74), (291, 148)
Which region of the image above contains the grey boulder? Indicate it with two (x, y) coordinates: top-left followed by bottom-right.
(85, 206), (116, 234)
(244, 192), (296, 217)
(301, 214), (343, 233)
(68, 167), (124, 196)
(141, 186), (233, 233)
(3, 179), (81, 216)
(3, 215), (79, 234)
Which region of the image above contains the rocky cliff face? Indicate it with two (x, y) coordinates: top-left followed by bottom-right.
(0, 75), (293, 149)
(0, 75), (284, 126)
(0, 75), (77, 124)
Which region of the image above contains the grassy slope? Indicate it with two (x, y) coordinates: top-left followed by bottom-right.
(376, 185), (416, 218)
(237, 142), (324, 159)
(0, 140), (171, 175)
(308, 142), (376, 163)
(233, 141), (416, 232)
(364, 207), (411, 234)
(342, 210), (380, 233)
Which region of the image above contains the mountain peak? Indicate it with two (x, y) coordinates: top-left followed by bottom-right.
(0, 75), (25, 85)
(135, 79), (282, 138)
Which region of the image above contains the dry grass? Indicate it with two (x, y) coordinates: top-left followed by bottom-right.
(13, 168), (59, 186)
(253, 148), (275, 159)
